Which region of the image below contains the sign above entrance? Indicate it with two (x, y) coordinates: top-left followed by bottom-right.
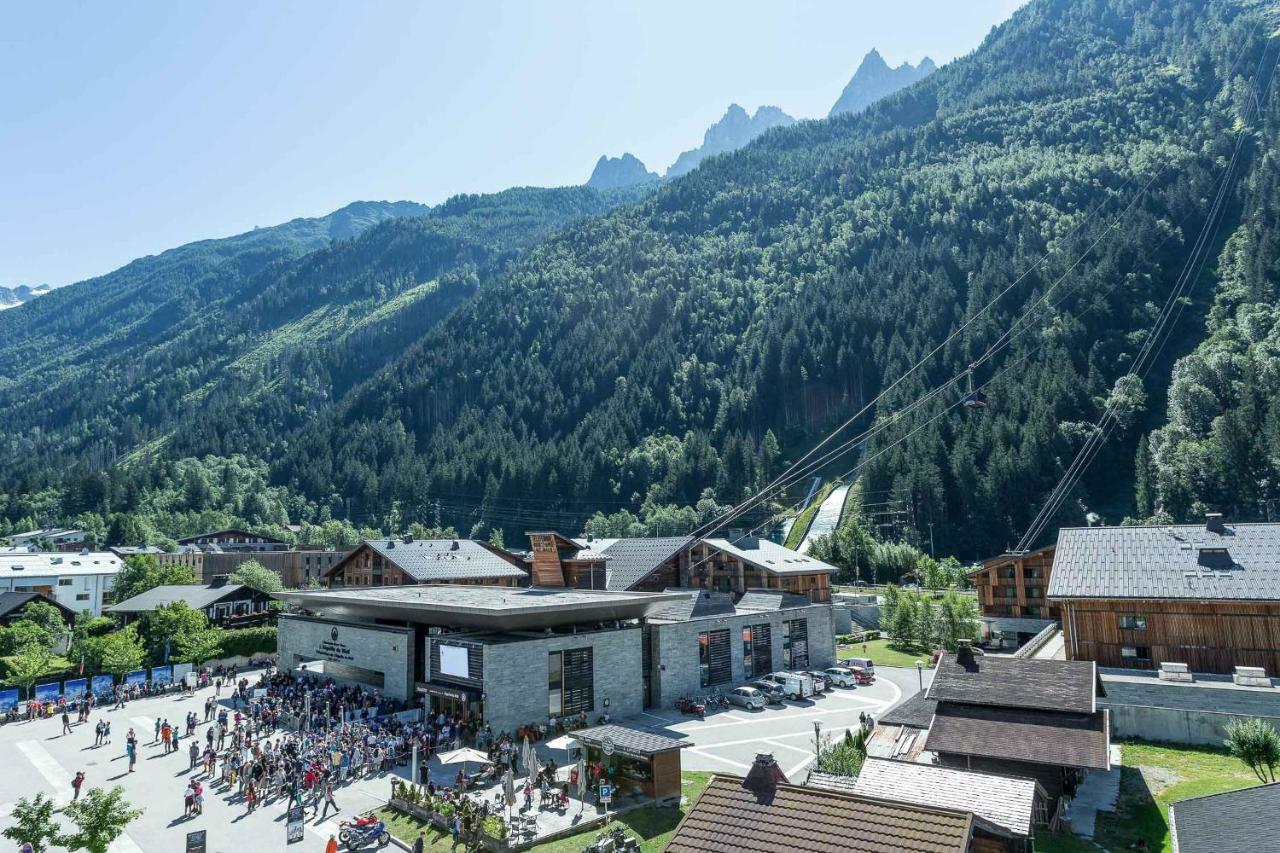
(601, 737), (615, 757)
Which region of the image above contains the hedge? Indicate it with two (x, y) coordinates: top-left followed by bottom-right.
(218, 627), (277, 658)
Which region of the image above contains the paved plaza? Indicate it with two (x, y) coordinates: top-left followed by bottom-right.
(0, 665), (931, 852)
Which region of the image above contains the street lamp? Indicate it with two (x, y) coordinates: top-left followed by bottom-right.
(915, 660), (924, 693)
(812, 719), (823, 758)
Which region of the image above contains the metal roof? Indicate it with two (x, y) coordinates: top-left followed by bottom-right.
(274, 584), (689, 630)
(734, 589), (814, 612)
(702, 536), (838, 576)
(0, 552), (122, 578)
(108, 583), (254, 613)
(1169, 782), (1280, 853)
(852, 758), (1041, 838)
(645, 588), (737, 622)
(359, 539), (527, 582)
(1049, 523), (1280, 601)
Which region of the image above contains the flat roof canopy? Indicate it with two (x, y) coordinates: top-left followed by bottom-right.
(273, 585), (690, 630)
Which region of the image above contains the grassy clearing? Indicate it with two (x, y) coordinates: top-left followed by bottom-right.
(837, 637), (933, 669)
(1036, 740), (1259, 853)
(783, 480), (838, 549)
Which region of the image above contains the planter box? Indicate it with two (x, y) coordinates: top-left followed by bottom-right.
(388, 798), (509, 851)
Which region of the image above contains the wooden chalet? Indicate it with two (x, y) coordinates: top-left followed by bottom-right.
(1049, 515), (1280, 674)
(923, 645), (1110, 822)
(969, 544), (1058, 619)
(525, 532), (835, 603)
(664, 753), (1016, 852)
(323, 538), (527, 588)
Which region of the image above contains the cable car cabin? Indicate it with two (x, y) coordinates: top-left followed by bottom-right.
(962, 389), (988, 409)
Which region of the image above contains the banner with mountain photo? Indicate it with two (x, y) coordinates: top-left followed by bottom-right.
(33, 682), (60, 703)
(91, 675), (114, 697)
(150, 665), (173, 685)
(0, 689), (17, 711)
(125, 669), (147, 687)
(62, 678), (88, 701)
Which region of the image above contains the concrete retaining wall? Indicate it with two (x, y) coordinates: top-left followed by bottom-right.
(1105, 702), (1280, 746)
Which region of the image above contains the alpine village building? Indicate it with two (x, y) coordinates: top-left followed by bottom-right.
(1048, 514), (1280, 674)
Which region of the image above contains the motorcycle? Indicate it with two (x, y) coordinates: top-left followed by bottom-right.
(675, 696), (705, 720)
(338, 817), (390, 850)
(584, 825), (640, 853)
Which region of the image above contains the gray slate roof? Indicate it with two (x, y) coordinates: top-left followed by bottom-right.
(591, 537), (691, 591)
(1049, 523), (1280, 601)
(109, 583), (253, 613)
(647, 589), (737, 622)
(363, 539), (527, 582)
(571, 724), (687, 756)
(702, 536), (838, 576)
(735, 589), (813, 612)
(852, 758), (1040, 838)
(1169, 782), (1280, 853)
(926, 702), (1111, 770)
(879, 692), (938, 729)
(928, 652), (1098, 714)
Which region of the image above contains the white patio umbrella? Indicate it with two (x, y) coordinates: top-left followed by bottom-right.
(503, 767), (516, 819)
(576, 755), (587, 812)
(545, 733), (575, 770)
(436, 746), (492, 782)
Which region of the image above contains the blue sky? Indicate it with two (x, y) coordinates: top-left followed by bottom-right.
(2, 1), (1026, 286)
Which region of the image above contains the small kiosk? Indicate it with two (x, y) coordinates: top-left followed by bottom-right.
(571, 724), (687, 805)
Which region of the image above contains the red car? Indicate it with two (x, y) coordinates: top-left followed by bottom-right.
(848, 666), (875, 685)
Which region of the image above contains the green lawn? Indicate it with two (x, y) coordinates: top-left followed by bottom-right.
(528, 772), (712, 853)
(1035, 741), (1259, 853)
(377, 806), (455, 852)
(837, 638), (933, 670)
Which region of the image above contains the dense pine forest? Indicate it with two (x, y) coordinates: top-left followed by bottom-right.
(2, 0), (1278, 559)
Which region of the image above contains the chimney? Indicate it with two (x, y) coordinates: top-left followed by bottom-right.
(386, 540), (395, 549)
(956, 639), (975, 666)
(1205, 512), (1226, 535)
(404, 535), (414, 544)
(210, 575), (229, 588)
(451, 540), (460, 551)
(742, 753), (787, 803)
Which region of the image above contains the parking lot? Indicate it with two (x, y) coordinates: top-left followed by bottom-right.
(626, 665), (931, 779)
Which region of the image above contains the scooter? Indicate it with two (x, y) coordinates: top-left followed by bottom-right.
(675, 696), (705, 720)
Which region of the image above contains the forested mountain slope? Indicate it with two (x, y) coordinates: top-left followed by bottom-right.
(278, 0), (1275, 554)
(0, 186), (647, 482)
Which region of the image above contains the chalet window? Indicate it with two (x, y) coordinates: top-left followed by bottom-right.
(1118, 614), (1147, 630)
(1026, 587), (1041, 598)
(75, 593), (90, 601)
(1004, 586), (1018, 598)
(1121, 646), (1150, 659)
(58, 578), (73, 586)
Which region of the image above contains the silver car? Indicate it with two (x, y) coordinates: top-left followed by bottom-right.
(727, 686), (766, 710)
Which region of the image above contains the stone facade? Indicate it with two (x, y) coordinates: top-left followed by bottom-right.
(277, 614), (415, 700)
(649, 604), (836, 708)
(477, 627), (644, 736)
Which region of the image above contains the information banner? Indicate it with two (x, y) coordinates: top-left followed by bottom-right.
(185, 829), (206, 853)
(126, 669), (148, 686)
(34, 682), (60, 703)
(91, 674), (114, 697)
(286, 806), (305, 844)
(0, 689), (18, 711)
(173, 663), (193, 682)
(63, 678), (88, 701)
(150, 666), (173, 685)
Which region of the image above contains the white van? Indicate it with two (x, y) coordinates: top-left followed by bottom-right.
(844, 657), (876, 675)
(765, 671), (813, 701)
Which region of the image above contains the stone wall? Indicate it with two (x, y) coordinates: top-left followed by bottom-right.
(277, 614), (415, 700)
(650, 604), (836, 708)
(480, 627), (644, 736)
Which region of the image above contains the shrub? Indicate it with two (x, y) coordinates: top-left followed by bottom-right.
(218, 627), (276, 658)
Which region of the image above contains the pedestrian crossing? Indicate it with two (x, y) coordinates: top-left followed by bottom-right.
(13, 739), (145, 853)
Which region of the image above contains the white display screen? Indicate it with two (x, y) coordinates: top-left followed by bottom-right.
(439, 644), (470, 678)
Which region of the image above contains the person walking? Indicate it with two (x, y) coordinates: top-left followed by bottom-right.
(189, 739), (200, 770)
(61, 710), (72, 736)
(154, 717), (162, 744)
(71, 771), (85, 801)
(319, 779), (339, 820)
(126, 740), (137, 773)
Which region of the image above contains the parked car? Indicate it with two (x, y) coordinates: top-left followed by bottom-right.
(848, 665), (875, 684)
(807, 670), (834, 691)
(749, 680), (786, 704)
(822, 666), (860, 688)
(843, 656), (876, 675)
(763, 671), (812, 700)
(727, 686), (766, 710)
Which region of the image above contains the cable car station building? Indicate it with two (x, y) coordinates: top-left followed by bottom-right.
(274, 583), (835, 735)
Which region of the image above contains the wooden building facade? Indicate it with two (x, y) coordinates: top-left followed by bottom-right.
(1059, 597), (1280, 674)
(325, 539), (527, 588)
(970, 545), (1058, 620)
